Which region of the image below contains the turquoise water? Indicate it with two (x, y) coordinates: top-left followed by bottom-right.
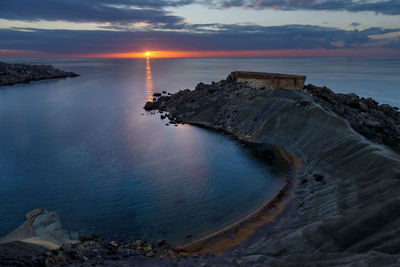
(0, 57), (399, 244)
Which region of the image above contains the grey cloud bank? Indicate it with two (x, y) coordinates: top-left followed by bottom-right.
(0, 25), (399, 55)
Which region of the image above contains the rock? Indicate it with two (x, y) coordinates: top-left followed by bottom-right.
(110, 241), (118, 247)
(145, 251), (155, 257)
(153, 93), (162, 97)
(143, 101), (157, 111)
(178, 252), (188, 258)
(157, 239), (166, 247)
(25, 208), (44, 220)
(133, 240), (144, 248)
(0, 209), (70, 249)
(162, 91), (167, 94)
(359, 102), (369, 112)
(300, 178), (308, 185)
(143, 245), (152, 252)
(313, 174), (324, 182)
(160, 115), (166, 120)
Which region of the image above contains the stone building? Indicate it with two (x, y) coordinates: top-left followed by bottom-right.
(230, 71), (306, 90)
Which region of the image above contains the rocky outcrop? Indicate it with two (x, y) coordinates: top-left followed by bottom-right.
(0, 233), (209, 266)
(0, 208), (71, 250)
(0, 61), (79, 86)
(142, 75), (400, 266)
(304, 84), (400, 154)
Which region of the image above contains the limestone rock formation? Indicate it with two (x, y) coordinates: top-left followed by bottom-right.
(143, 75), (400, 266)
(0, 208), (70, 249)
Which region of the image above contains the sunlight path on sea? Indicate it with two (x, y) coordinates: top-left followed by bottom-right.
(145, 57), (154, 102)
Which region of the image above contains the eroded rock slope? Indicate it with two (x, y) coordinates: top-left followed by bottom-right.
(144, 75), (400, 266)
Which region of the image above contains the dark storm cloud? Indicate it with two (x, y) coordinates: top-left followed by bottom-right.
(1, 25), (399, 55)
(0, 0), (193, 25)
(209, 0), (400, 15)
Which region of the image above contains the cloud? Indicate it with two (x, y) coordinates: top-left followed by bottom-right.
(0, 0), (193, 25)
(206, 0), (400, 15)
(0, 24), (399, 56)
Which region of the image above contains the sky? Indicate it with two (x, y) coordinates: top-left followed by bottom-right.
(0, 0), (400, 57)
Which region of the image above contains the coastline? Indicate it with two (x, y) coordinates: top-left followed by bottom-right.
(0, 61), (79, 87)
(1, 72), (399, 266)
(177, 144), (301, 256)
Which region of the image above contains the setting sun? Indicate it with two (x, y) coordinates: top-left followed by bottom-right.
(145, 51), (151, 57)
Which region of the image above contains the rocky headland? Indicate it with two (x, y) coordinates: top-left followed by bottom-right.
(143, 73), (400, 266)
(1, 73), (400, 266)
(0, 61), (79, 86)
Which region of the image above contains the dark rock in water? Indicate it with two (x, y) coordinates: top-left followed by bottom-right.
(153, 92), (162, 97)
(162, 91), (167, 94)
(160, 114), (166, 119)
(143, 101), (157, 111)
(0, 61), (79, 86)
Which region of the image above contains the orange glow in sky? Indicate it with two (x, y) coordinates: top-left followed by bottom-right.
(85, 48), (400, 59)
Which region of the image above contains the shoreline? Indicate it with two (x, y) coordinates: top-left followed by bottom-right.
(1, 72), (399, 266)
(175, 122), (302, 256)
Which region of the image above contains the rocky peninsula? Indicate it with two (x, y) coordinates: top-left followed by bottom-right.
(0, 61), (79, 86)
(1, 72), (400, 266)
(144, 73), (400, 265)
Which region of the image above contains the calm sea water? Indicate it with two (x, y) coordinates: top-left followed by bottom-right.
(0, 57), (399, 244)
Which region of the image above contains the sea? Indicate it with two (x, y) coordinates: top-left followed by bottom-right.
(0, 57), (399, 244)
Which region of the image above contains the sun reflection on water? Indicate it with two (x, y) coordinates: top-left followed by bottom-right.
(145, 57), (154, 102)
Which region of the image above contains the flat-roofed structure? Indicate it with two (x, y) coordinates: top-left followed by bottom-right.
(231, 71), (306, 90)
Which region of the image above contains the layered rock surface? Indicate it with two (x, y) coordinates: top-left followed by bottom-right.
(143, 75), (400, 266)
(0, 61), (79, 86)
